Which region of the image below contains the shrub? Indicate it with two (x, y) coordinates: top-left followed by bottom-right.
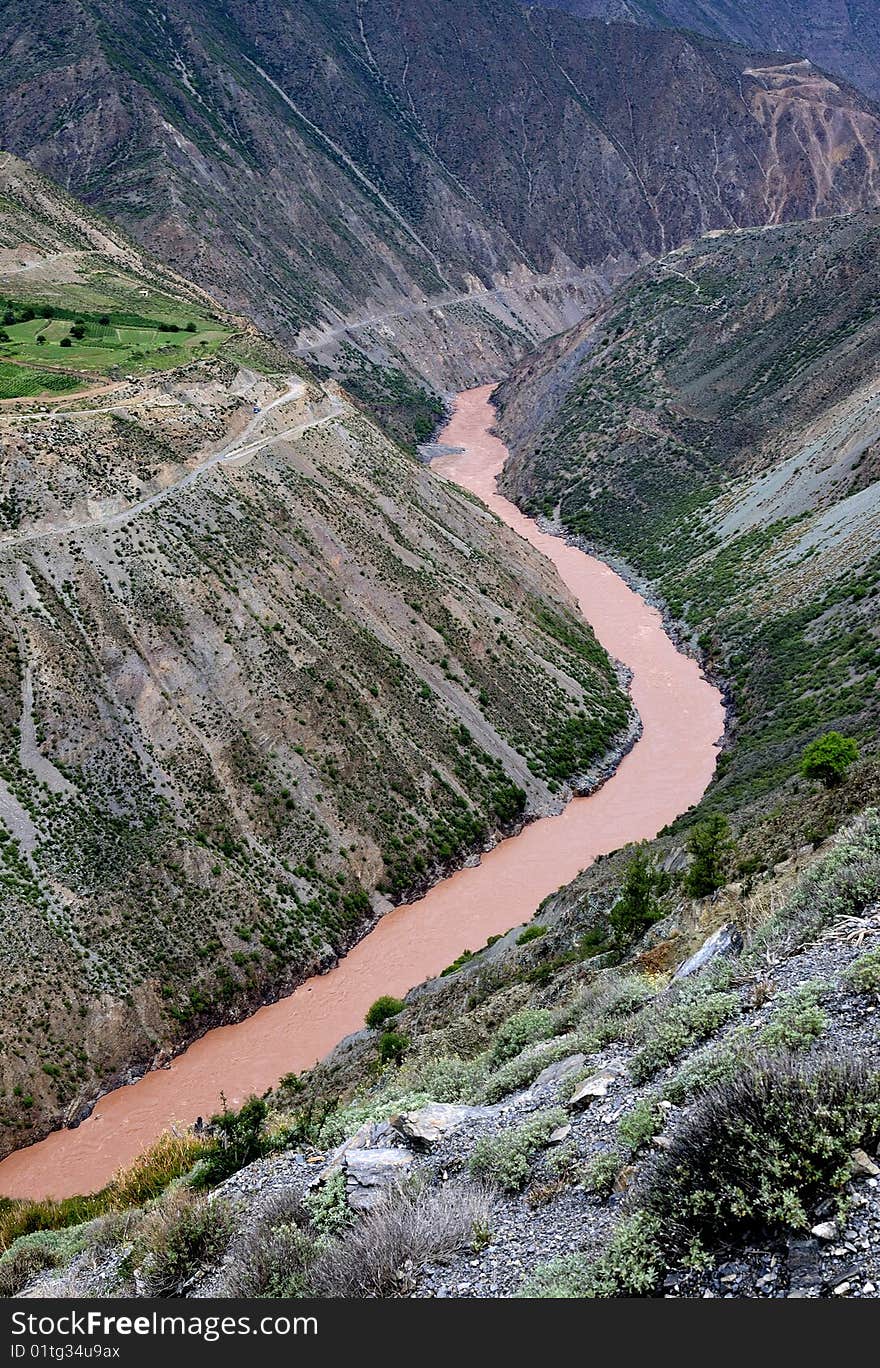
(469, 1108), (568, 1191)
(617, 1095), (662, 1152)
(642, 1055), (880, 1258)
(490, 1008), (556, 1065)
(565, 972), (656, 1033)
(133, 1190), (234, 1297)
(0, 1239), (61, 1297)
(224, 1192), (320, 1298)
(59, 336), (72, 348)
(378, 1030), (409, 1065)
(304, 1170), (351, 1238)
(609, 844), (669, 945)
(477, 1033), (582, 1105)
(194, 1096), (268, 1187)
(583, 1150), (624, 1198)
(662, 1042), (743, 1104)
(757, 982), (828, 1052)
(518, 1212), (664, 1298)
(684, 813), (735, 898)
(517, 924), (547, 945)
(843, 948), (880, 995)
(399, 1052), (489, 1103)
(365, 996), (404, 1030)
(310, 1181), (494, 1298)
(800, 732), (858, 788)
(629, 987), (741, 1084)
(751, 809), (880, 957)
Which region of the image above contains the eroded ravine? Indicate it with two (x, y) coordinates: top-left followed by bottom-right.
(0, 385), (725, 1200)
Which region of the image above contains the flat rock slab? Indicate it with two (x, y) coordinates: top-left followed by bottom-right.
(531, 1053), (586, 1091)
(391, 1102), (494, 1147)
(568, 1070), (617, 1109)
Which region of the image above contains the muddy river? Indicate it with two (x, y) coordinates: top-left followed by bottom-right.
(0, 384), (724, 1199)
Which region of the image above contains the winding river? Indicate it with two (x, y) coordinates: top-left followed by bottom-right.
(0, 384), (724, 1200)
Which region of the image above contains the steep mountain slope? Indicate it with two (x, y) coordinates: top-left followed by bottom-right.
(4, 0), (880, 411)
(0, 157), (631, 1157)
(497, 212), (880, 816)
(538, 0), (880, 101)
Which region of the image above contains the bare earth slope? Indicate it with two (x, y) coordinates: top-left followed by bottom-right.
(537, 1), (880, 102)
(0, 158), (631, 1158)
(3, 1), (880, 406)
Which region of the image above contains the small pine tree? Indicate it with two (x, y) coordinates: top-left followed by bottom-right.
(684, 813), (735, 898)
(609, 843), (669, 944)
(800, 732), (858, 789)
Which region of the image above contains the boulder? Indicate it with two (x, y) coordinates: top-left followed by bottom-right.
(344, 1147), (414, 1211)
(390, 1103), (492, 1148)
(849, 1148), (880, 1179)
(673, 922), (742, 980)
(568, 1070), (617, 1108)
(531, 1053), (586, 1091)
(548, 1124), (571, 1145)
(810, 1221), (837, 1242)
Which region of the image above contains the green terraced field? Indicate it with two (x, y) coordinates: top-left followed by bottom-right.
(0, 300), (230, 382)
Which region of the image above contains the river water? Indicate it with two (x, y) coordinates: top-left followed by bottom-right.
(0, 384), (724, 1199)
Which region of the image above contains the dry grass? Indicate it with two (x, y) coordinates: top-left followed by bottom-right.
(310, 1181), (495, 1298)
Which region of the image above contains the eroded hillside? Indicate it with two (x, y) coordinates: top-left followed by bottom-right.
(0, 159), (631, 1157)
(538, 1), (880, 102)
(497, 212), (880, 816)
(4, 0), (880, 419)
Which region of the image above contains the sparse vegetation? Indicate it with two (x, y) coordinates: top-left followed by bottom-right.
(131, 1189), (235, 1298)
(629, 983), (741, 1084)
(469, 1109), (568, 1191)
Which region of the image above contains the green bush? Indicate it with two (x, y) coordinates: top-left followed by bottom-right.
(751, 809), (880, 957)
(583, 1150), (624, 1198)
(365, 996), (405, 1030)
(662, 1042), (743, 1104)
(800, 732), (858, 788)
(518, 1212), (664, 1298)
(399, 1051), (489, 1103)
(490, 1008), (556, 1065)
(757, 983), (828, 1052)
(377, 1030), (409, 1065)
(133, 1190), (235, 1297)
(629, 987), (741, 1084)
(684, 814), (735, 898)
(304, 1170), (351, 1238)
(617, 1095), (663, 1152)
(642, 1056), (880, 1257)
(194, 1096), (268, 1187)
(477, 1033), (586, 1105)
(224, 1193), (321, 1298)
(469, 1108), (568, 1191)
(843, 948), (880, 995)
(517, 925), (547, 946)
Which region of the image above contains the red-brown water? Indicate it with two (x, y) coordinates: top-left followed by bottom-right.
(0, 385), (724, 1200)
